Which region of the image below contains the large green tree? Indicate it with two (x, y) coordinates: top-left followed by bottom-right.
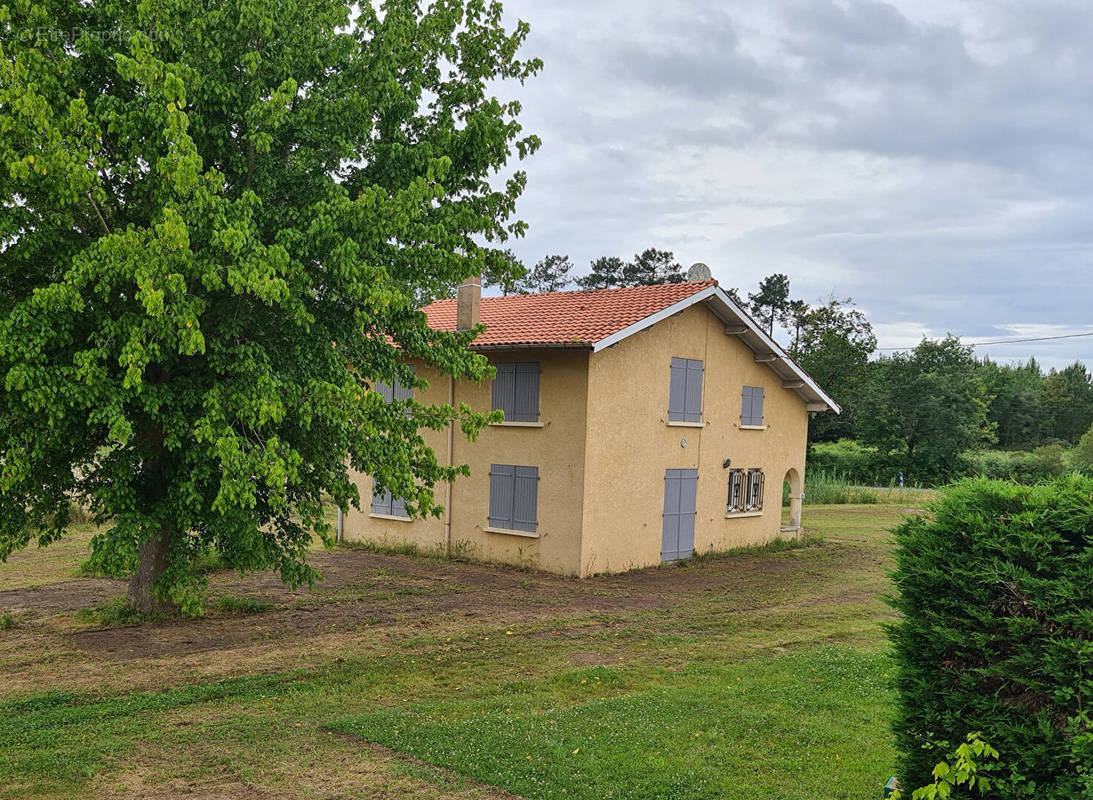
(515, 252), (572, 294)
(747, 273), (790, 337)
(576, 255), (624, 290)
(790, 297), (876, 443)
(978, 358), (1048, 449)
(0, 0), (540, 613)
(857, 337), (994, 482)
(1042, 362), (1093, 444)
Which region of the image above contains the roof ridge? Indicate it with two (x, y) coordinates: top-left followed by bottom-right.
(424, 279), (718, 308)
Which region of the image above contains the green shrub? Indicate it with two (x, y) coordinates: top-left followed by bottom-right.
(967, 446), (1071, 484)
(891, 733), (1000, 800)
(889, 476), (1093, 798)
(808, 439), (892, 485)
(1071, 422), (1093, 474)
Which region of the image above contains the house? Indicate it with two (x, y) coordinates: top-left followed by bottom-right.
(341, 272), (839, 576)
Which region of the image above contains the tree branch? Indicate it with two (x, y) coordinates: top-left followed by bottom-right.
(87, 191), (111, 235)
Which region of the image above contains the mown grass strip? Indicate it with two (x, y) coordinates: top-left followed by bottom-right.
(328, 646), (895, 800)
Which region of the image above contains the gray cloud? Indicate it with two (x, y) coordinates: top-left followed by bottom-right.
(501, 0), (1093, 368)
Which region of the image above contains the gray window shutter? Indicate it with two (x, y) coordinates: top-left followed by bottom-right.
(684, 359), (703, 422)
(512, 363), (540, 422)
(492, 363), (516, 418)
(371, 478), (393, 515)
(742, 386), (764, 426)
(394, 365), (414, 403)
(512, 466), (539, 531)
(376, 381), (393, 404)
(488, 464), (514, 528)
(391, 495), (407, 518)
(669, 357), (687, 421)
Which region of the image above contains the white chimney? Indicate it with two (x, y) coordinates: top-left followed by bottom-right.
(456, 275), (481, 331)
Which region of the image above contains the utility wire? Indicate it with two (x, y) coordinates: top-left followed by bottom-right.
(875, 331), (1093, 351)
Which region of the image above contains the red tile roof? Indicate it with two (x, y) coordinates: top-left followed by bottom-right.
(422, 281), (717, 348)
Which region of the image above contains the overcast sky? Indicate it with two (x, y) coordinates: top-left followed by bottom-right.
(498, 0), (1092, 369)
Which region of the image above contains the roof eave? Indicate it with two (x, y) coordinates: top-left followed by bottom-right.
(469, 342), (595, 352)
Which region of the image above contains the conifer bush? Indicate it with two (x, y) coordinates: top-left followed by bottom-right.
(889, 476), (1093, 798)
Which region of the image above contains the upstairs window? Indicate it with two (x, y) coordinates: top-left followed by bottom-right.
(745, 469), (765, 511)
(492, 362), (540, 422)
(727, 469), (745, 513)
(371, 478), (408, 518)
(488, 464), (539, 532)
(741, 385), (765, 426)
(669, 357), (704, 422)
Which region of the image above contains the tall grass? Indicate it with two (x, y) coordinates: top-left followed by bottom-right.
(802, 471), (879, 505)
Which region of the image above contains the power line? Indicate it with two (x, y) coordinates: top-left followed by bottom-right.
(875, 331), (1093, 352)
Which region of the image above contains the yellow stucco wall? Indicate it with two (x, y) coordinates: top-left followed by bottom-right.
(342, 350), (590, 575)
(343, 301), (811, 577)
(579, 304), (809, 575)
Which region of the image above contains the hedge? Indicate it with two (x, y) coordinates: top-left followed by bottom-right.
(889, 476), (1093, 798)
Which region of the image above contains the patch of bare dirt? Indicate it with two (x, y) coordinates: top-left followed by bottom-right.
(568, 651), (620, 666)
(0, 538), (871, 699)
(0, 577), (124, 617)
(89, 735), (521, 800)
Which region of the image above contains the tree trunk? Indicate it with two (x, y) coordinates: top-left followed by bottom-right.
(127, 524), (174, 614)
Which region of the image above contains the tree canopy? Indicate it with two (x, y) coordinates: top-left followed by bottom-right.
(514, 253), (572, 294)
(857, 337), (994, 481)
(574, 248), (683, 290)
(0, 0), (540, 613)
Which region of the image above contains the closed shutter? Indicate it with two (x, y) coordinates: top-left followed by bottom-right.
(491, 363), (516, 417)
(376, 381), (393, 403)
(661, 470), (681, 558)
(662, 468), (697, 561)
(669, 358), (703, 422)
(742, 386), (765, 426)
(669, 358), (687, 421)
(512, 466), (539, 531)
(684, 360), (703, 422)
(394, 365), (414, 403)
(512, 363), (540, 422)
(488, 464), (515, 529)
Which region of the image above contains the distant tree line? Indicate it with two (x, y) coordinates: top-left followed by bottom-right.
(485, 247), (688, 295)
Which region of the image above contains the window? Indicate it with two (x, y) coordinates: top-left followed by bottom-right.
(745, 469), (765, 511)
(669, 357), (704, 422)
(371, 478), (408, 518)
(376, 366), (414, 404)
(727, 469), (745, 513)
(492, 362), (540, 422)
(488, 464), (539, 532)
(741, 385), (764, 426)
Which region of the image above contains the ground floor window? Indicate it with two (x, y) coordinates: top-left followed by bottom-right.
(727, 469), (745, 513)
(746, 469), (765, 511)
(488, 464), (539, 532)
(371, 478), (409, 518)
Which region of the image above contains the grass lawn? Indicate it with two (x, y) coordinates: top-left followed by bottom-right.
(0, 503), (915, 799)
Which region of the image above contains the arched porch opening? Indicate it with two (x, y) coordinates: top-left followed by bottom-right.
(782, 468), (803, 534)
